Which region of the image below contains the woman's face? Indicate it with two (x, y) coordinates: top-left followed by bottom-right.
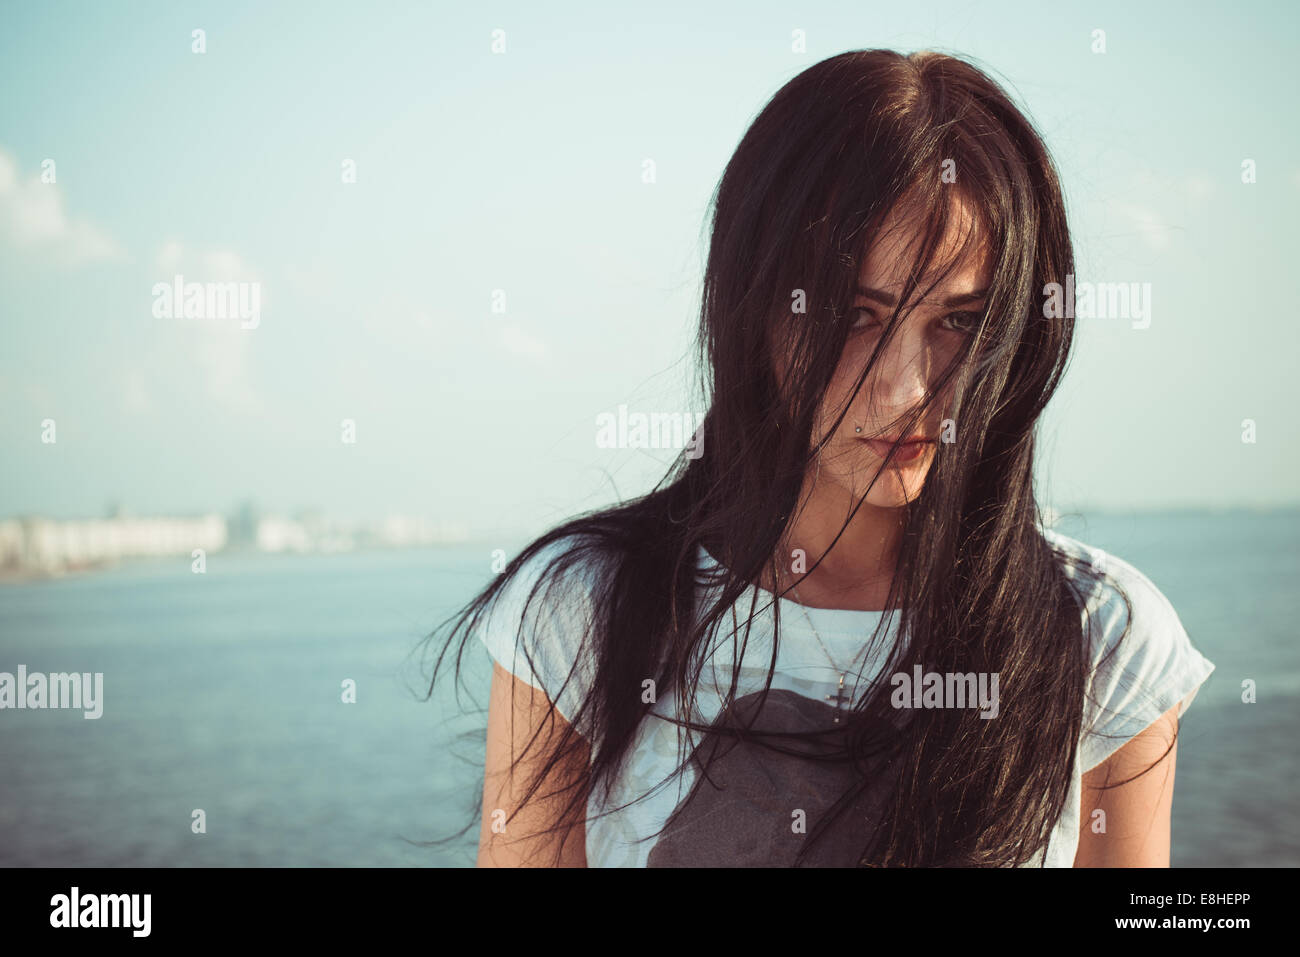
(813, 199), (991, 509)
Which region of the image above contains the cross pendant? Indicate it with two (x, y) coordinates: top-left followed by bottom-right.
(826, 673), (851, 723)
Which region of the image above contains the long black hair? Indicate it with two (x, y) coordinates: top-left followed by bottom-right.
(420, 48), (1163, 867)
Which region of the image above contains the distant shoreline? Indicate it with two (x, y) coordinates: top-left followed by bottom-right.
(2, 507), (1295, 586)
(0, 562), (116, 585)
(0, 541), (500, 586)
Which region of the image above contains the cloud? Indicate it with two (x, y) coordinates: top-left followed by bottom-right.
(147, 241), (264, 414)
(497, 323), (549, 362)
(1183, 172), (1213, 201)
(1105, 168), (1222, 252)
(1110, 201), (1174, 252)
(154, 241), (257, 281)
(121, 369), (153, 415)
(0, 148), (126, 265)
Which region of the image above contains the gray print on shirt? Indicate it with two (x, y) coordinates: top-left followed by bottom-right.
(646, 689), (900, 866)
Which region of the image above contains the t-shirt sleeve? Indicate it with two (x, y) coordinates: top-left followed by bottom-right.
(474, 537), (599, 738)
(1076, 550), (1216, 773)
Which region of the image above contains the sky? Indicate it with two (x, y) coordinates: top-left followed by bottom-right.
(1, 0), (1297, 540)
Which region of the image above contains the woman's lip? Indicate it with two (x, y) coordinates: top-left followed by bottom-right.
(864, 438), (934, 462)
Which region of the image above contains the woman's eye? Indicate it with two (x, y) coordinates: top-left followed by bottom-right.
(851, 307), (983, 335)
(851, 307), (880, 330)
(942, 311), (982, 334)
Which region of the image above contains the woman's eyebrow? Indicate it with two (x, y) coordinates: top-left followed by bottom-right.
(856, 285), (989, 308)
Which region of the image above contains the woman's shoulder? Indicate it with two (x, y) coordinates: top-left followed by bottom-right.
(1039, 526), (1216, 771)
(491, 532), (610, 612)
(1040, 526), (1175, 625)
(475, 530), (610, 725)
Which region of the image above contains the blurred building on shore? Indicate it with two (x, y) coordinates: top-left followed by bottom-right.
(0, 511), (227, 575)
(0, 504), (470, 577)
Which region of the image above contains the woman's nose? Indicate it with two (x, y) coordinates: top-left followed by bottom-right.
(870, 328), (931, 410)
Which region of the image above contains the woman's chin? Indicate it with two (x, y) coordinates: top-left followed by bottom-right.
(864, 490), (915, 509)
(859, 472), (928, 508)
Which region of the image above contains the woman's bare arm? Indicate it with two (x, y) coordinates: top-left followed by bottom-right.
(476, 662), (591, 867)
(1073, 702), (1184, 867)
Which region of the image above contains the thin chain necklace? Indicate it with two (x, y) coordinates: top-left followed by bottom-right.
(777, 565), (873, 724)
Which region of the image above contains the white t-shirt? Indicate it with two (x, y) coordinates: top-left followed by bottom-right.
(476, 528), (1216, 867)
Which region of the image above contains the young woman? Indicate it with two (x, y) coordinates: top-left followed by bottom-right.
(426, 48), (1215, 867)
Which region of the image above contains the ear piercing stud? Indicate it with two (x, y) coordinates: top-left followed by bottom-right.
(854, 426), (862, 433)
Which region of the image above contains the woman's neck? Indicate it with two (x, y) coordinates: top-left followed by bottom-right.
(762, 471), (908, 611)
